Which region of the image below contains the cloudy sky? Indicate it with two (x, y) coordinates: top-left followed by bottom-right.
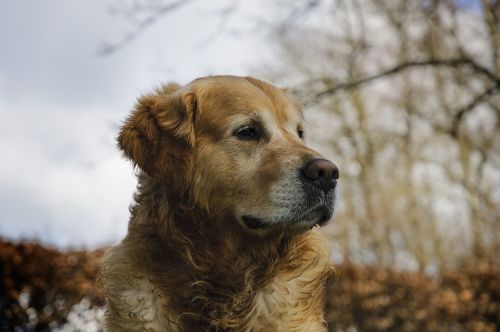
(0, 0), (272, 248)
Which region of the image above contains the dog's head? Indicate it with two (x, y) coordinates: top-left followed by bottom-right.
(118, 76), (338, 235)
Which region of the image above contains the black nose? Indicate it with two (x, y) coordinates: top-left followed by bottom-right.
(302, 159), (339, 192)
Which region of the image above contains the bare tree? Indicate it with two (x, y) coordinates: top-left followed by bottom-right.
(263, 0), (500, 270)
(102, 0), (500, 270)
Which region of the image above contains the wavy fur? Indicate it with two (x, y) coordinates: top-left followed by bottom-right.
(100, 76), (335, 331)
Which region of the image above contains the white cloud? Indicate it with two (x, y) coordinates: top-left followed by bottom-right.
(0, 102), (136, 247)
(0, 0), (269, 247)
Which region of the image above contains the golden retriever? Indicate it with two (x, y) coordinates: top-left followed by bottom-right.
(100, 76), (339, 331)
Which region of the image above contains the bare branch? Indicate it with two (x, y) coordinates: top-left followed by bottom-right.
(98, 0), (195, 56)
(416, 82), (500, 138)
(314, 58), (500, 99)
(276, 0), (324, 33)
(195, 0), (239, 47)
(450, 83), (500, 137)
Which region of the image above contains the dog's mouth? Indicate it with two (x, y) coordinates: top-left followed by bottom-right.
(313, 206), (333, 226)
(241, 206), (333, 232)
(242, 215), (267, 229)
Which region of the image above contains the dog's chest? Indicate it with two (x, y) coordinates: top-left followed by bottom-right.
(248, 266), (329, 331)
(119, 271), (327, 332)
(112, 277), (180, 331)
(102, 229), (332, 331)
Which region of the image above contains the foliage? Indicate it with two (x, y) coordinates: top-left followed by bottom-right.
(326, 263), (500, 331)
(0, 239), (105, 331)
(1, 239), (499, 331)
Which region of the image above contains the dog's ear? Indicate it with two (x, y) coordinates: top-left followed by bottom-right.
(118, 83), (197, 190)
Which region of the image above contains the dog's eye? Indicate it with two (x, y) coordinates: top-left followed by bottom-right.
(297, 127), (304, 139)
(234, 126), (260, 140)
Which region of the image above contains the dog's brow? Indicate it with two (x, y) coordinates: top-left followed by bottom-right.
(224, 112), (258, 133)
(228, 111), (263, 125)
(224, 111), (277, 142)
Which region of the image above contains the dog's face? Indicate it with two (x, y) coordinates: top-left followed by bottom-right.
(118, 76), (338, 235)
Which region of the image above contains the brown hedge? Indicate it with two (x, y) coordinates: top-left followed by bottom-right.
(0, 239), (498, 331)
(325, 263), (500, 332)
(0, 239), (105, 331)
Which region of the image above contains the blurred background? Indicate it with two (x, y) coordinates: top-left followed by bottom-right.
(1, 0), (499, 331)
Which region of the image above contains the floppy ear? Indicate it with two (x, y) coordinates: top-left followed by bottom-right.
(117, 83), (197, 191)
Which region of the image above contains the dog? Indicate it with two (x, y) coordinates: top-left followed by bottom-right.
(100, 76), (339, 331)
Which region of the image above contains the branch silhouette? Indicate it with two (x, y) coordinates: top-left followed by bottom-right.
(98, 0), (195, 55)
(309, 58), (500, 137)
(314, 58), (499, 99)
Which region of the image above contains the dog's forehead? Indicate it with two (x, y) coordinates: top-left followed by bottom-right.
(194, 77), (303, 129)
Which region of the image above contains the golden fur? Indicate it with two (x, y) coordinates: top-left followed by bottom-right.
(100, 76), (336, 331)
